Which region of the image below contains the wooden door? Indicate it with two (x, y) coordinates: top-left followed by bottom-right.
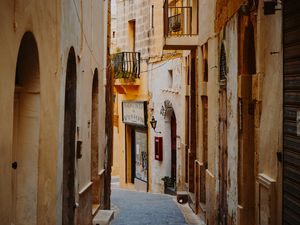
(237, 20), (256, 225)
(63, 48), (77, 225)
(219, 82), (228, 225)
(189, 52), (197, 193)
(171, 112), (177, 182)
(131, 129), (136, 183)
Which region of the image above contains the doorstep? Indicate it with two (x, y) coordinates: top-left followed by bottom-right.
(92, 210), (114, 225)
(177, 191), (189, 204)
(92, 204), (101, 216)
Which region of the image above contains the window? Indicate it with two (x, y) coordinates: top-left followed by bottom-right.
(128, 20), (136, 52)
(201, 44), (208, 82)
(151, 5), (154, 29)
(203, 59), (208, 82)
(168, 69), (173, 89)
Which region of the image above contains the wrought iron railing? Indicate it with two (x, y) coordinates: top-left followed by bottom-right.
(112, 52), (141, 79)
(163, 1), (197, 37)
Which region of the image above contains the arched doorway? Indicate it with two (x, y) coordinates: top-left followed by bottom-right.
(162, 100), (177, 191)
(171, 112), (177, 183)
(91, 69), (100, 210)
(12, 32), (40, 225)
(238, 18), (256, 225)
(62, 48), (77, 225)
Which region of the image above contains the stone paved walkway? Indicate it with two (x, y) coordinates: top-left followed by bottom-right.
(111, 188), (189, 225)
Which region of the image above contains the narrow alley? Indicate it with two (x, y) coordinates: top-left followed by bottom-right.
(1, 0), (300, 225)
(111, 177), (201, 225)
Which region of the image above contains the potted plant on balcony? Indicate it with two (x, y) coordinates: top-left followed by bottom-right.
(171, 20), (181, 32)
(161, 176), (176, 195)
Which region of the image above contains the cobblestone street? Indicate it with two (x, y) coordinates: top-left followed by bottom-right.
(111, 177), (192, 225)
(111, 189), (188, 225)
(0, 0), (294, 224)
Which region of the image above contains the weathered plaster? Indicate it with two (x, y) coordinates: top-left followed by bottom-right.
(148, 58), (185, 193)
(0, 0), (107, 224)
(225, 14), (239, 223)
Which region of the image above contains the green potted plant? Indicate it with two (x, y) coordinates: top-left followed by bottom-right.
(172, 20), (181, 32)
(161, 176), (176, 195)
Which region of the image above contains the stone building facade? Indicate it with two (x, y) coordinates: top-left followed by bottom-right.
(112, 0), (186, 193)
(0, 0), (110, 225)
(113, 0), (300, 224)
(163, 0), (284, 224)
(147, 0), (187, 194)
(113, 0), (151, 192)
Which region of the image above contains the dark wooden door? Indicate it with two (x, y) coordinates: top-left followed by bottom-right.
(219, 83), (228, 225)
(131, 129), (136, 183)
(63, 49), (77, 225)
(283, 1), (300, 223)
(171, 112), (177, 181)
(189, 53), (197, 193)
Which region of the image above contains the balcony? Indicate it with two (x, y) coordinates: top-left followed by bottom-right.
(112, 52), (141, 94)
(163, 0), (198, 50)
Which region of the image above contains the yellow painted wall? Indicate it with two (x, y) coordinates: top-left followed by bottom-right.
(114, 0), (150, 191)
(0, 0), (107, 224)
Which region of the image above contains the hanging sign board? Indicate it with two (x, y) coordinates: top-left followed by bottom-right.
(122, 101), (147, 127)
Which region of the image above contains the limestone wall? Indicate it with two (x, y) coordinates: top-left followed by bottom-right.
(0, 0), (108, 224)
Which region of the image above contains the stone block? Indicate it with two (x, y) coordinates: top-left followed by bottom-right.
(177, 191), (189, 204)
(92, 210), (114, 225)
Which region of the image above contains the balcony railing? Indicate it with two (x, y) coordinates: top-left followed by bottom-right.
(112, 52), (141, 79)
(164, 1), (198, 37)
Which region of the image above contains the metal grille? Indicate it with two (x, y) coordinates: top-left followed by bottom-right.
(163, 0), (197, 37)
(112, 52), (141, 79)
(220, 44), (227, 81)
(283, 0), (300, 224)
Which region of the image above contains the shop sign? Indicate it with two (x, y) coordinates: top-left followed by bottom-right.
(122, 101), (147, 127)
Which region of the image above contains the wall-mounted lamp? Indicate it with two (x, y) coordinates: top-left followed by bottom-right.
(150, 115), (161, 134)
(264, 0), (278, 15)
(150, 115), (157, 130)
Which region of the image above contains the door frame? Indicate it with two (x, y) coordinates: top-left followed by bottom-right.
(171, 112), (177, 182)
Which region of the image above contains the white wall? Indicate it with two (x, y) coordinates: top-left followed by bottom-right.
(148, 58), (186, 193)
(225, 15), (239, 221)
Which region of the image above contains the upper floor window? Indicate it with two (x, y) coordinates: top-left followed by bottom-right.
(168, 69), (173, 89)
(128, 20), (136, 52)
(150, 5), (154, 29)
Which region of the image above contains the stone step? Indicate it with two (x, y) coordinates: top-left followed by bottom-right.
(92, 210), (114, 225)
(188, 194), (196, 213)
(92, 204), (101, 216)
(176, 191), (189, 204)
